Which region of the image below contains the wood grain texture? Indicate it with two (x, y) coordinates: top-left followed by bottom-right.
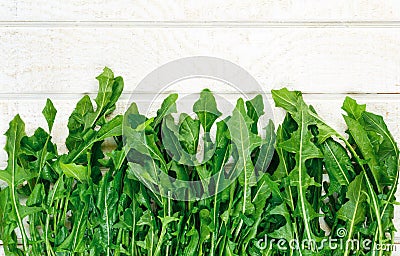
(1, 28), (400, 95)
(0, 0), (400, 22)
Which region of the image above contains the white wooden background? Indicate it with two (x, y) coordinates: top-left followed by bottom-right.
(1, 0), (400, 253)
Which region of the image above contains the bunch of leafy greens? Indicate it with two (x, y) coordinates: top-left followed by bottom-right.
(0, 68), (398, 256)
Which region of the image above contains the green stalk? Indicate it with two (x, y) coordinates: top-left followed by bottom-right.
(10, 184), (28, 253)
(44, 213), (55, 256)
(166, 193), (171, 256)
(131, 197), (137, 256)
(35, 135), (50, 185)
(372, 156), (400, 249)
(339, 135), (384, 256)
(285, 184), (301, 256)
(29, 212), (39, 254)
(53, 198), (61, 237)
(211, 150), (229, 255)
(115, 229), (122, 256)
(309, 109), (385, 256)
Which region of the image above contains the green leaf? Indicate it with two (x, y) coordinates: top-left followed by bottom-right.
(361, 108), (399, 244)
(26, 183), (44, 207)
(183, 227), (199, 256)
(178, 113), (200, 155)
(242, 174), (273, 246)
(362, 111), (398, 161)
(85, 67), (122, 128)
(42, 99), (57, 132)
(46, 175), (66, 207)
(66, 67), (123, 153)
(210, 119), (231, 254)
(67, 114), (123, 165)
(342, 96), (366, 120)
(58, 205), (88, 252)
(337, 174), (367, 255)
(199, 208), (212, 254)
(59, 162), (89, 182)
(254, 120), (275, 175)
(337, 174), (367, 224)
(1, 80), (398, 256)
(273, 89), (388, 255)
(269, 203), (294, 241)
(342, 97), (393, 188)
(125, 128), (166, 170)
(0, 115), (35, 251)
(0, 115), (29, 185)
(153, 93), (178, 127)
(107, 149), (126, 170)
(246, 95), (264, 134)
(0, 188), (8, 240)
(321, 138), (355, 195)
(275, 100), (323, 244)
(66, 95), (94, 151)
(228, 98), (261, 240)
(193, 89), (222, 132)
(154, 215), (179, 256)
(273, 114), (296, 181)
(21, 127), (57, 182)
(96, 115), (123, 141)
(137, 210), (157, 255)
(271, 88), (301, 114)
(17, 204), (42, 219)
(105, 76), (124, 116)
(96, 172), (119, 255)
(272, 88), (337, 143)
(343, 115), (385, 187)
(161, 115), (197, 165)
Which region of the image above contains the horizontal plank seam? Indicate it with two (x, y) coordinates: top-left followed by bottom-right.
(1, 92), (400, 100)
(1, 21), (400, 28)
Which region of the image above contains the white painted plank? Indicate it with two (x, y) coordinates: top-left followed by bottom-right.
(0, 1), (400, 22)
(1, 28), (400, 94)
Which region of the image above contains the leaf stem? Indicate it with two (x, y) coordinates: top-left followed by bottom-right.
(339, 134), (384, 256)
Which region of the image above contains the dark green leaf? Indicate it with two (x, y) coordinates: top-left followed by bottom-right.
(193, 89), (222, 132)
(42, 99), (57, 132)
